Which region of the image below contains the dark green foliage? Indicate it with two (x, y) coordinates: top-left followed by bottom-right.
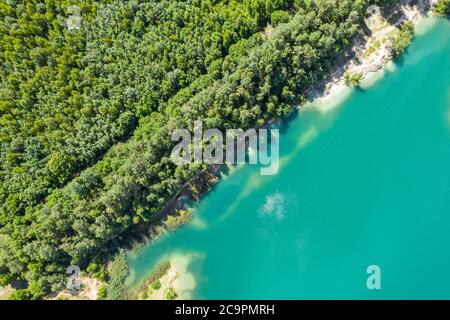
(390, 20), (415, 59)
(344, 72), (363, 87)
(8, 289), (32, 300)
(433, 0), (450, 16)
(150, 280), (161, 290)
(86, 261), (108, 281)
(134, 260), (170, 299)
(0, 0), (294, 298)
(107, 250), (128, 300)
(97, 284), (107, 300)
(165, 286), (177, 300)
(0, 0), (376, 298)
(0, 0), (292, 229)
(271, 10), (290, 26)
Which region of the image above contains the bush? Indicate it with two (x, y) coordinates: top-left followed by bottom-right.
(133, 261), (170, 298)
(271, 10), (290, 26)
(138, 291), (148, 300)
(0, 0), (371, 296)
(107, 250), (129, 300)
(87, 262), (108, 282)
(164, 209), (193, 231)
(97, 285), (108, 300)
(150, 280), (161, 290)
(390, 21), (415, 59)
(165, 287), (177, 300)
(433, 0), (450, 16)
(8, 289), (32, 300)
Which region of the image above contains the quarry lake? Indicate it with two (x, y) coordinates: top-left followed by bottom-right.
(127, 17), (450, 299)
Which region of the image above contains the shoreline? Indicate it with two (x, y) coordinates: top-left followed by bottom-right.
(305, 0), (439, 113)
(43, 0), (439, 301)
(130, 253), (197, 300)
(123, 0), (442, 300)
(147, 0), (439, 239)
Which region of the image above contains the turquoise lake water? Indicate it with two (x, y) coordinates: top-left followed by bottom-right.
(127, 17), (450, 299)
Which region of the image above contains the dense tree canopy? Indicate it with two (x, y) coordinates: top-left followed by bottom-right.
(0, 0), (399, 298)
(0, 0), (293, 296)
(0, 0), (293, 228)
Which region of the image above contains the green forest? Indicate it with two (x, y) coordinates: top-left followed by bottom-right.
(433, 0), (450, 16)
(1, 0), (398, 299)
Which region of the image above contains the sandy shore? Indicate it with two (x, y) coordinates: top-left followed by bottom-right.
(305, 0), (439, 113)
(134, 1), (443, 301)
(40, 0), (441, 302)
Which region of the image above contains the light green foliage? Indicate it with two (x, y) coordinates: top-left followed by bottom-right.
(344, 72), (363, 87)
(390, 20), (415, 59)
(87, 262), (108, 281)
(164, 209), (193, 231)
(8, 289), (32, 300)
(0, 0), (294, 298)
(137, 291), (148, 300)
(134, 261), (170, 299)
(271, 10), (290, 26)
(433, 0), (450, 16)
(97, 284), (107, 300)
(0, 0), (377, 298)
(165, 287), (177, 300)
(106, 250), (129, 300)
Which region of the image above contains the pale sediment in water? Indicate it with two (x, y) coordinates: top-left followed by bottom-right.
(146, 7), (436, 287)
(304, 1), (435, 114)
(415, 12), (439, 35)
(279, 125), (320, 167)
(126, 4), (449, 299)
(127, 17), (450, 299)
(140, 252), (199, 300)
(169, 253), (198, 299)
